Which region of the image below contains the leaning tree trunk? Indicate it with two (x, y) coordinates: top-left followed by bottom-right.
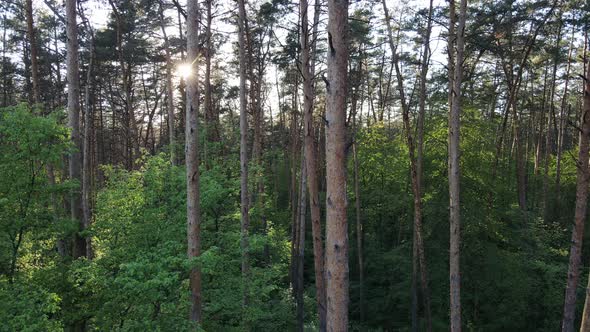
(448, 0), (467, 330)
(237, 0), (250, 309)
(325, 0), (349, 329)
(186, 0), (202, 323)
(300, 0), (326, 327)
(562, 44), (590, 332)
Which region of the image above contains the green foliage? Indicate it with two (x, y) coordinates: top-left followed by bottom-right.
(0, 279), (62, 331)
(75, 154), (294, 331)
(348, 110), (572, 331)
(0, 104), (71, 330)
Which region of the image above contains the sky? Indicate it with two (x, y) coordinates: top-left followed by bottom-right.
(30, 0), (446, 121)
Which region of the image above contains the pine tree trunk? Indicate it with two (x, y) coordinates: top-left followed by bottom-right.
(325, 0), (349, 329)
(534, 66), (549, 176)
(382, 0), (432, 328)
(448, 0), (467, 330)
(205, 0), (216, 143)
(82, 38), (95, 260)
(66, 0), (86, 259)
(290, 71), (300, 290)
(562, 45), (590, 332)
(25, 0), (40, 105)
(237, 0), (250, 309)
(186, 0), (202, 323)
(352, 141), (365, 323)
(158, 0), (176, 165)
(109, 1), (140, 169)
(300, 0), (326, 327)
(297, 151), (307, 332)
(555, 29), (575, 204)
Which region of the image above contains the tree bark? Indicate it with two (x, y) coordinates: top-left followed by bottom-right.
(325, 0), (349, 329)
(109, 1), (140, 169)
(352, 140), (365, 323)
(562, 42), (590, 332)
(82, 32), (95, 260)
(25, 0), (40, 105)
(555, 28), (575, 204)
(448, 0), (467, 330)
(186, 0), (202, 323)
(158, 0), (176, 165)
(296, 151), (307, 332)
(300, 0), (326, 327)
(534, 66), (549, 176)
(382, 1), (432, 329)
(237, 0), (251, 309)
(290, 70), (300, 290)
(66, 0), (86, 259)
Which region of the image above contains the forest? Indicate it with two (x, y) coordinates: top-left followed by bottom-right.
(1, 0), (590, 330)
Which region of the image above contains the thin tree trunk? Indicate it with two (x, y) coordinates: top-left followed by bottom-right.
(2, 14), (8, 107)
(300, 0), (326, 327)
(563, 37), (590, 332)
(25, 0), (40, 104)
(555, 28), (575, 204)
(297, 151), (307, 332)
(290, 70), (300, 289)
(237, 0), (250, 309)
(352, 140), (365, 323)
(417, 0), (433, 191)
(204, 0), (216, 148)
(186, 0), (202, 323)
(158, 0), (176, 165)
(325, 0), (349, 329)
(448, 0), (467, 330)
(535, 66), (549, 175)
(82, 34), (96, 260)
(66, 0), (86, 259)
(109, 1), (140, 169)
(382, 1), (432, 329)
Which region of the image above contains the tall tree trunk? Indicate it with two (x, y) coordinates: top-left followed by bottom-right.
(204, 0), (216, 149)
(25, 0), (40, 104)
(186, 0), (202, 323)
(109, 1), (140, 169)
(325, 0), (349, 329)
(66, 0), (86, 259)
(158, 0), (176, 165)
(562, 40), (590, 332)
(448, 0), (467, 330)
(416, 1), (434, 330)
(352, 139), (365, 323)
(417, 0), (433, 192)
(82, 35), (95, 260)
(513, 97), (527, 210)
(382, 1), (432, 329)
(555, 28), (575, 204)
(300, 0), (326, 327)
(534, 66), (549, 176)
(290, 70), (300, 289)
(2, 14), (8, 107)
(237, 0), (250, 309)
(177, 9), (186, 139)
(296, 151), (307, 332)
